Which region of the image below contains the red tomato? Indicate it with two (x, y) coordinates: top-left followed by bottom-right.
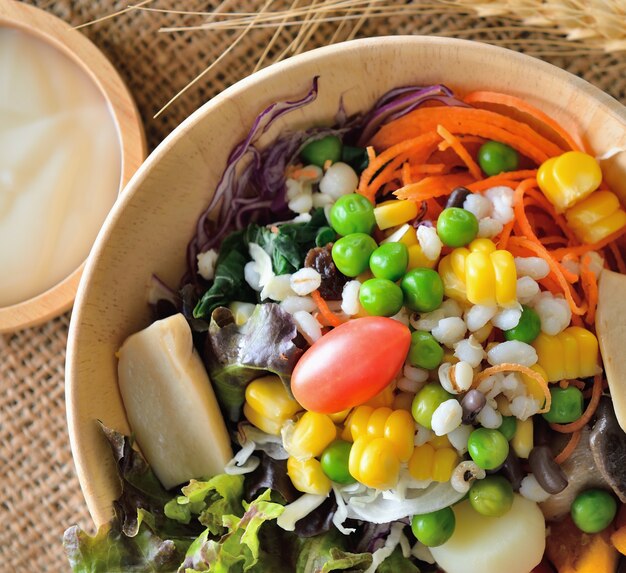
(291, 317), (411, 413)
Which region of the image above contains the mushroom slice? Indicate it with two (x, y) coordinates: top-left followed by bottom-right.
(590, 397), (626, 503)
(539, 428), (607, 521)
(596, 269), (626, 432)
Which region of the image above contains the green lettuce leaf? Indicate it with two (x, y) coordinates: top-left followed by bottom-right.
(295, 529), (373, 573)
(375, 548), (420, 573)
(204, 304), (302, 421)
(165, 475), (245, 536)
(179, 489), (285, 573)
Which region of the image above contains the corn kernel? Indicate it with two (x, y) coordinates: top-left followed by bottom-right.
(533, 326), (599, 382)
(384, 409), (415, 462)
(512, 417), (533, 459)
(349, 437), (400, 490)
(468, 238), (497, 255)
(432, 448), (458, 482)
(347, 405), (375, 441)
(244, 375), (301, 435)
(566, 190), (626, 243)
(399, 226), (419, 247)
(287, 456), (331, 495)
(366, 407), (393, 438)
(374, 199), (419, 230)
(491, 249), (517, 307)
(329, 408), (351, 424)
(537, 151), (602, 212)
(286, 412), (337, 458)
(409, 443), (435, 481)
(429, 435), (451, 449)
(408, 244), (437, 270)
(438, 254), (466, 302)
(466, 251), (496, 305)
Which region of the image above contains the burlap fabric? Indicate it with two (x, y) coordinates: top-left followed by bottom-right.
(1, 1), (624, 570)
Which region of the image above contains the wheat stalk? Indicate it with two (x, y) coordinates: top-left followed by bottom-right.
(79, 0), (625, 117)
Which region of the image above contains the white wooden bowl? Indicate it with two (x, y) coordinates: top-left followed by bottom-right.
(65, 36), (626, 526)
(0, 1), (145, 332)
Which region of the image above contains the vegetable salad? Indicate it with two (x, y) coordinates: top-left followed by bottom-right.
(65, 79), (626, 573)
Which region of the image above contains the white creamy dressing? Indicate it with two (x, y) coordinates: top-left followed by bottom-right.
(0, 27), (121, 307)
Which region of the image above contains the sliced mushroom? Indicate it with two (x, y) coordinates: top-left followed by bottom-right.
(539, 427), (608, 521)
(590, 396), (626, 503)
(596, 269), (626, 432)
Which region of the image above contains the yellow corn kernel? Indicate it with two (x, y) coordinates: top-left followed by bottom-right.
(384, 409), (415, 462)
(244, 375), (301, 435)
(347, 405), (375, 441)
(537, 151), (602, 212)
(490, 249), (517, 307)
(329, 408), (351, 424)
(365, 385), (395, 409)
(466, 251), (496, 306)
(565, 191), (626, 244)
(374, 199), (419, 230)
(533, 327), (599, 382)
(512, 417), (533, 459)
(450, 247), (471, 277)
(439, 254), (466, 302)
(287, 456), (331, 495)
(398, 225), (419, 248)
(287, 412), (337, 459)
(429, 435), (451, 449)
(349, 437), (400, 490)
(473, 322), (493, 344)
(409, 443), (435, 481)
(522, 365), (550, 403)
(468, 238), (497, 255)
(367, 407), (394, 438)
(408, 244), (437, 270)
(432, 448), (459, 482)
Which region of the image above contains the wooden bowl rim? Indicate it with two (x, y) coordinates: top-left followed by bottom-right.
(66, 35), (626, 526)
(0, 0), (146, 333)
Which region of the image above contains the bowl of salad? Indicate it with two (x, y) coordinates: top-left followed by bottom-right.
(65, 36), (626, 573)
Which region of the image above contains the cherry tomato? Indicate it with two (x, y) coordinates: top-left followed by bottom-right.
(291, 317), (411, 413)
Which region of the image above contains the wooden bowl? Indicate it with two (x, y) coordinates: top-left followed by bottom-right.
(0, 1), (145, 332)
(66, 36), (626, 527)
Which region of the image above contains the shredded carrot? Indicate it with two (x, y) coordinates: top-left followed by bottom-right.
(551, 226), (626, 260)
(472, 363), (551, 414)
(523, 186), (579, 244)
(311, 290), (343, 328)
(466, 170), (538, 192)
(580, 254), (599, 325)
(463, 90), (583, 152)
(550, 374), (603, 433)
(438, 134), (485, 152)
(496, 219), (515, 250)
(412, 163), (449, 175)
(366, 146), (376, 164)
(402, 162), (412, 186)
(540, 236), (569, 247)
(370, 106), (564, 161)
(394, 173), (475, 202)
(554, 429), (582, 464)
(435, 124), (483, 179)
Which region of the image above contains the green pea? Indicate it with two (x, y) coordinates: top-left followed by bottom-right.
(359, 278), (404, 317)
(369, 242), (409, 281)
(300, 135), (342, 167)
(542, 386), (584, 424)
(331, 233), (377, 277)
(571, 489), (617, 533)
(341, 145), (369, 173)
(412, 383), (453, 429)
(504, 305), (541, 343)
(320, 440), (355, 485)
(411, 507), (456, 547)
(498, 416), (517, 441)
(436, 207), (479, 248)
(467, 428), (509, 470)
(401, 268), (444, 312)
(409, 330), (444, 370)
(478, 141), (519, 176)
(469, 475), (514, 517)
(315, 226), (336, 247)
(330, 194), (376, 236)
